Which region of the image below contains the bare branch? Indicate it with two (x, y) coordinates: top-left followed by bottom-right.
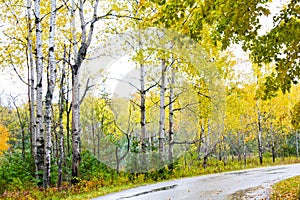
(40, 5), (64, 22)
(129, 98), (141, 108)
(108, 77), (141, 92)
(9, 55), (29, 86)
(79, 78), (94, 105)
(173, 102), (200, 112)
(144, 80), (159, 93)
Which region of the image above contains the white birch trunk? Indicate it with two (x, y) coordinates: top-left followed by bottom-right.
(140, 62), (146, 153)
(159, 59), (166, 160)
(58, 47), (66, 188)
(71, 0), (99, 182)
(44, 0), (57, 188)
(27, 0), (36, 175)
(168, 67), (175, 163)
(34, 0), (44, 186)
(70, 0), (77, 58)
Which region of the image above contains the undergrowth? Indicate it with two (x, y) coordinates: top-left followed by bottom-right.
(0, 150), (299, 200)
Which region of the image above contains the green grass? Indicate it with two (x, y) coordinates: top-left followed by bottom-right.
(271, 176), (300, 200)
(1, 156), (300, 200)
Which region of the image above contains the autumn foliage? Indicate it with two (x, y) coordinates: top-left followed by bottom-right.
(0, 125), (10, 154)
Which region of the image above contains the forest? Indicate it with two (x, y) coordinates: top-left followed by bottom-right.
(0, 0), (299, 199)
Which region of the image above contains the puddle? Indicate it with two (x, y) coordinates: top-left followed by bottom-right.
(264, 167), (286, 172)
(228, 171), (248, 175)
(117, 184), (177, 199)
(266, 172), (283, 175)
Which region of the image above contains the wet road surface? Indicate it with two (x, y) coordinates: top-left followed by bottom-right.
(93, 163), (300, 200)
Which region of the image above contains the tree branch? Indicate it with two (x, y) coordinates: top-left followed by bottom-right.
(79, 78), (94, 105)
(9, 55), (29, 86)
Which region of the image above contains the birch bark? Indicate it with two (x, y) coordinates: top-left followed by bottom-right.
(34, 0), (44, 186)
(58, 48), (66, 188)
(26, 0), (36, 174)
(44, 0), (57, 188)
(71, 0), (100, 182)
(168, 66), (175, 163)
(159, 59), (166, 160)
(140, 62), (146, 153)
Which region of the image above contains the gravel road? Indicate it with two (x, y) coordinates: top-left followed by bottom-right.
(93, 163), (300, 200)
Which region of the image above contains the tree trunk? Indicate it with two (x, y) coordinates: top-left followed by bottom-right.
(58, 47), (66, 189)
(197, 121), (205, 160)
(71, 0), (99, 182)
(91, 121), (96, 156)
(203, 154), (208, 169)
(140, 62), (147, 154)
(66, 97), (71, 156)
(97, 117), (104, 160)
(257, 104), (263, 165)
(34, 0), (44, 187)
(218, 142), (222, 161)
(11, 99), (25, 159)
(26, 0), (36, 165)
(237, 132), (241, 161)
(43, 0), (57, 188)
(243, 132), (247, 167)
(159, 59), (166, 161)
(269, 123), (276, 163)
(71, 61), (81, 183)
(203, 119), (211, 168)
(168, 66), (175, 163)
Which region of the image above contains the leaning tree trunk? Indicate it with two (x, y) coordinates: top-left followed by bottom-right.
(34, 0), (44, 187)
(159, 59), (166, 161)
(71, 0), (100, 182)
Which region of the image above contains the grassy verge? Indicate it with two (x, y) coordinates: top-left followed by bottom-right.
(271, 176), (300, 200)
(1, 156), (299, 200)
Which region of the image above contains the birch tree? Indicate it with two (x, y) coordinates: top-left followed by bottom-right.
(34, 0), (44, 186)
(57, 52), (66, 188)
(168, 66), (175, 163)
(70, 0), (101, 181)
(43, 0), (57, 188)
(140, 61), (147, 154)
(26, 0), (36, 165)
(158, 59), (166, 160)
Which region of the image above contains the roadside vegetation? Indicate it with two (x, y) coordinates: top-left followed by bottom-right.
(0, 149), (299, 200)
(272, 176), (300, 200)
